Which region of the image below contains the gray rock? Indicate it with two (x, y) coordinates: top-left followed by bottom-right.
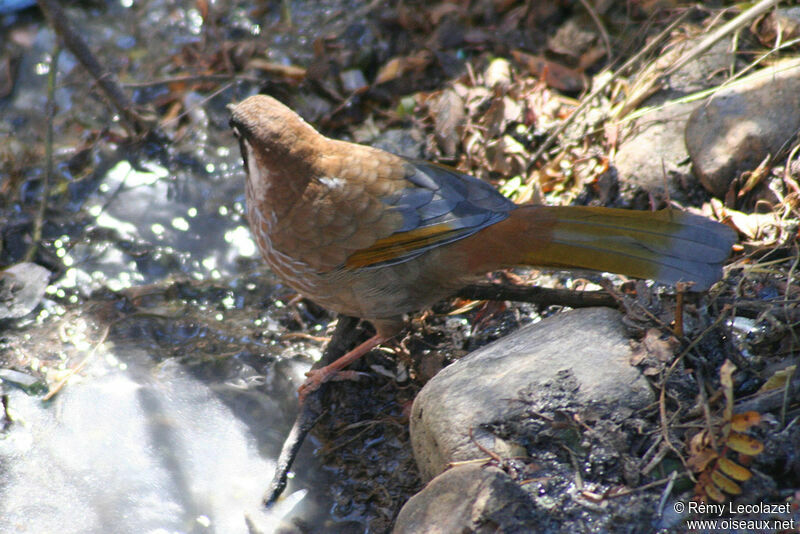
(409, 307), (653, 482)
(613, 100), (696, 200)
(0, 262), (50, 320)
(393, 464), (539, 534)
(685, 58), (800, 198)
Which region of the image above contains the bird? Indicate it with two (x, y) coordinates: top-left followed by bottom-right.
(229, 94), (736, 402)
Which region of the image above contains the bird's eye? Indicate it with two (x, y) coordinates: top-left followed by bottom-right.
(236, 136), (251, 174)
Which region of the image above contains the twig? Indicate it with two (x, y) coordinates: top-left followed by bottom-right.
(160, 79), (236, 128)
(468, 427), (502, 463)
(36, 0), (156, 136)
(42, 320), (113, 401)
(658, 305), (732, 473)
(122, 73), (256, 87)
(695, 367), (716, 450)
(26, 44), (60, 263)
(657, 470), (678, 516)
(456, 283), (617, 309)
(577, 0), (612, 62)
(641, 439), (669, 476)
(263, 315), (363, 507)
(673, 283), (686, 338)
(606, 471), (681, 499)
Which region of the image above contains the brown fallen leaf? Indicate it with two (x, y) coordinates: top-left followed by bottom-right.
(428, 88), (465, 158)
(374, 51), (432, 85)
(246, 58), (307, 82)
(511, 50), (584, 93)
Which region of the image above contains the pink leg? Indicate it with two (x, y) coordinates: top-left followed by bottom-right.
(297, 334), (388, 404)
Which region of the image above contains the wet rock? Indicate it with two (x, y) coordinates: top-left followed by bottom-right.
(393, 464), (538, 534)
(340, 69), (368, 93)
(0, 262), (50, 319)
(0, 368), (45, 393)
(614, 37), (734, 201)
(409, 307), (652, 482)
(685, 58), (800, 198)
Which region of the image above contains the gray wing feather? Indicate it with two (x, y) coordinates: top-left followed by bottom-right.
(362, 158), (514, 268)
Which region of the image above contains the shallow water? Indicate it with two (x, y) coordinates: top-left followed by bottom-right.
(0, 0), (377, 531)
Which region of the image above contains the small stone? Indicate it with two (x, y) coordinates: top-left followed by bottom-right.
(0, 263), (50, 320)
(340, 69), (368, 93)
(393, 464), (539, 534)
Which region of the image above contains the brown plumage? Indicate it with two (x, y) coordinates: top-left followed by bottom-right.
(230, 94), (736, 401)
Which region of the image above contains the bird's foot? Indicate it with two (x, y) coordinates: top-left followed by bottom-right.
(297, 368), (365, 404)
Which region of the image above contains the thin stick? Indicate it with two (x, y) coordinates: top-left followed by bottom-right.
(36, 0), (155, 135)
(43, 320), (112, 401)
(26, 44), (60, 263)
(578, 0), (612, 62)
(456, 283), (617, 309)
(263, 315), (362, 507)
(658, 305), (731, 473)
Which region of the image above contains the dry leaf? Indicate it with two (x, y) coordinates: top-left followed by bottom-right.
(720, 359), (737, 422)
(757, 364), (796, 394)
(485, 57), (512, 89)
(688, 448), (719, 472)
(730, 411), (761, 432)
(726, 432), (765, 456)
(510, 50), (584, 92)
(247, 58), (307, 81)
(711, 469), (742, 495)
(428, 89), (465, 158)
(717, 457), (752, 482)
(709, 199), (779, 242)
(737, 155), (770, 198)
(704, 482), (726, 503)
(374, 51), (432, 85)
(644, 328), (678, 362)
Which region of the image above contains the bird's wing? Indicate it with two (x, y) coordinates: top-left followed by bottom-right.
(344, 158), (515, 269)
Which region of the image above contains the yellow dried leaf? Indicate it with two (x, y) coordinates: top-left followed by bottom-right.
(374, 52), (431, 85)
(725, 209), (780, 242)
(730, 411), (761, 432)
(757, 365), (796, 394)
(719, 360), (737, 422)
(374, 57), (404, 85)
(704, 482), (726, 502)
(711, 469), (742, 495)
(717, 457), (753, 481)
(737, 155), (770, 198)
(727, 432), (764, 456)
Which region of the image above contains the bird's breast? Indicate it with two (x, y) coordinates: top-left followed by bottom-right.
(245, 178), (322, 296)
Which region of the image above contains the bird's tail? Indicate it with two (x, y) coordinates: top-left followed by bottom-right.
(491, 205), (736, 291)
